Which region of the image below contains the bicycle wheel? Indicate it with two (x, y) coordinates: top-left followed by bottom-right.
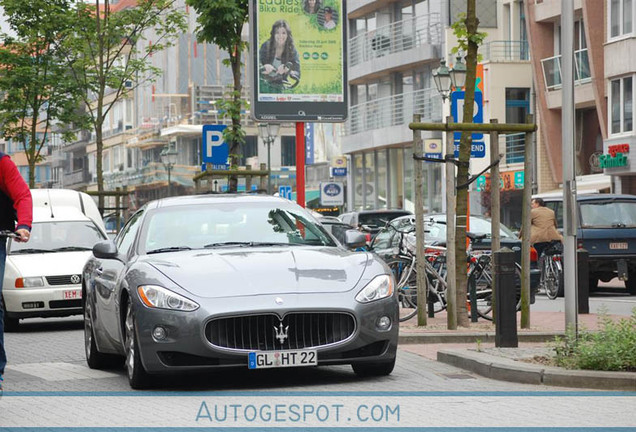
(386, 258), (419, 322)
(426, 256), (447, 313)
(544, 257), (559, 300)
(469, 259), (495, 320)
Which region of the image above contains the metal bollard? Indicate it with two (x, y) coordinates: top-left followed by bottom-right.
(469, 273), (478, 322)
(577, 248), (589, 314)
(494, 248), (518, 347)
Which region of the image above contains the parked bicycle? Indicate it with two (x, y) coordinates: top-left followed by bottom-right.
(539, 240), (563, 299)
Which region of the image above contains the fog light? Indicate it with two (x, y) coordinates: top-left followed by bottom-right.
(152, 326), (167, 341)
(376, 316), (391, 331)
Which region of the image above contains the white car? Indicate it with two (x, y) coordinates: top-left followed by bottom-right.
(2, 189), (107, 330)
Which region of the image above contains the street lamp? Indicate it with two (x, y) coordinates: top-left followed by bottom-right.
(450, 55), (467, 91)
(432, 58), (452, 101)
(160, 145), (178, 196)
(257, 122), (280, 194)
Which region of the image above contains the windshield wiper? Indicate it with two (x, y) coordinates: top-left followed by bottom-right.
(204, 241), (302, 248)
(147, 246), (192, 254)
(50, 246), (93, 252)
(10, 248), (52, 254)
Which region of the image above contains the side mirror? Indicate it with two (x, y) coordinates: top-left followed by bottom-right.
(344, 229), (367, 249)
(92, 240), (119, 259)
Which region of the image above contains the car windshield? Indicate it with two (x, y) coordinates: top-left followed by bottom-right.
(424, 216), (517, 241)
(141, 202), (337, 253)
(8, 221), (106, 254)
(358, 212), (410, 229)
(580, 200), (636, 228)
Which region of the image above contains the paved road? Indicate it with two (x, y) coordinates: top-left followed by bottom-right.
(1, 316), (634, 428)
(533, 280), (636, 315)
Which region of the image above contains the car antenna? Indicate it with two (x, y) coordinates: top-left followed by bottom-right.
(46, 188), (54, 219)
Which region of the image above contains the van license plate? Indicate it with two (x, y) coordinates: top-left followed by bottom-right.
(248, 350), (317, 369)
(610, 242), (628, 250)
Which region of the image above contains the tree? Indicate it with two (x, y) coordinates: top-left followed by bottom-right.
(452, 2), (486, 327)
(186, 0), (249, 192)
(57, 0), (186, 212)
(0, 0), (88, 187)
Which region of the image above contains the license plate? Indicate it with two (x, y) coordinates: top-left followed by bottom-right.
(248, 349), (317, 369)
(610, 242), (628, 250)
(63, 290), (82, 300)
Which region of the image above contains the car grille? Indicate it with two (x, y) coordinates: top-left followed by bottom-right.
(206, 312), (356, 351)
(46, 275), (82, 286)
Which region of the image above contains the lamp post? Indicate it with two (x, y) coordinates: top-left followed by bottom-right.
(160, 145), (178, 197)
(258, 122), (280, 194)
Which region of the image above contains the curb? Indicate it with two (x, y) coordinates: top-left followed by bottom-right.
(398, 331), (564, 344)
(437, 348), (636, 391)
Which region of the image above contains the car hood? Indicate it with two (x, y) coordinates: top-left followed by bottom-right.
(7, 251), (92, 277)
(145, 247), (370, 298)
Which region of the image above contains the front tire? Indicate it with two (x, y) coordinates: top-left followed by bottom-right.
(626, 272), (636, 295)
(352, 357), (396, 377)
(84, 295), (122, 369)
(125, 301), (151, 389)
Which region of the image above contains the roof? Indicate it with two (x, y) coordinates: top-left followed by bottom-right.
(538, 193), (636, 202)
(146, 193), (295, 210)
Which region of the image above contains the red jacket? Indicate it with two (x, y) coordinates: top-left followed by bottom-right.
(0, 154), (32, 231)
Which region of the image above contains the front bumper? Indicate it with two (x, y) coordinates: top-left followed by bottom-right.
(131, 291), (399, 374)
(3, 285), (82, 319)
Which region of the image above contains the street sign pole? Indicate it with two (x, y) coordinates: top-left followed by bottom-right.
(296, 122), (306, 207)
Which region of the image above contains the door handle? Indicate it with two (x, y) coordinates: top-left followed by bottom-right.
(95, 267), (103, 276)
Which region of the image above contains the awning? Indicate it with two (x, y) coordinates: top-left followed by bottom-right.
(290, 189), (320, 203)
(535, 174), (612, 198)
(160, 124), (203, 137)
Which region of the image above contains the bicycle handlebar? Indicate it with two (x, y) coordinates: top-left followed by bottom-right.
(0, 230), (20, 239)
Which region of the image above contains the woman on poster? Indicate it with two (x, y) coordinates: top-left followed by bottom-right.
(304, 0), (321, 14)
(259, 20), (300, 92)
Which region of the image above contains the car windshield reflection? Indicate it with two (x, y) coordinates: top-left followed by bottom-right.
(141, 203), (337, 253)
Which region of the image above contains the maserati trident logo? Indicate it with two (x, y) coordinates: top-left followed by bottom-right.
(70, 274), (81, 284)
(273, 321), (289, 344)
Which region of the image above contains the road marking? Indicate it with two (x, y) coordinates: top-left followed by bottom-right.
(7, 362), (119, 381)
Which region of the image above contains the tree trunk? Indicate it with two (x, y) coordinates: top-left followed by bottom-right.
(228, 47), (242, 193)
(455, 0), (479, 327)
(96, 124), (104, 215)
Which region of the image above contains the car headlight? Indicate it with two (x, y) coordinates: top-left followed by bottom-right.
(137, 285), (199, 311)
(355, 275), (394, 303)
(15, 277), (45, 288)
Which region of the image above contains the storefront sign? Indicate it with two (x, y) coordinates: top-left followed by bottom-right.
(476, 171), (524, 192)
(600, 144), (629, 169)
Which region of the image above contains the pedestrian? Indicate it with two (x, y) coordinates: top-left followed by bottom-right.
(529, 197), (562, 257)
(0, 152), (32, 393)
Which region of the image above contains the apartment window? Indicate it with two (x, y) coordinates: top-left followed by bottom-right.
(505, 88), (530, 164)
(611, 76), (634, 134)
(610, 0), (633, 38)
(281, 136), (296, 167)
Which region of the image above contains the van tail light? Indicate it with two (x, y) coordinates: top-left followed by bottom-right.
(577, 240), (583, 249)
(530, 247), (538, 263)
(365, 233), (372, 243)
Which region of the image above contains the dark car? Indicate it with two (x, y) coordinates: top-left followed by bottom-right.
(539, 193), (636, 295)
(317, 216), (355, 246)
(370, 214), (540, 295)
(83, 194), (397, 388)
(339, 209), (413, 243)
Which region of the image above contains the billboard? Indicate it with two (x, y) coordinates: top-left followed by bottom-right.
(250, 0), (348, 122)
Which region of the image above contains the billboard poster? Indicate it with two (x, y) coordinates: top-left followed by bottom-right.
(250, 0), (347, 122)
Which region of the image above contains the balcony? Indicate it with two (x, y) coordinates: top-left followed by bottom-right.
(501, 133), (525, 166)
(348, 13), (442, 69)
(346, 88), (442, 136)
(482, 41), (529, 62)
(63, 168), (90, 187)
(541, 48), (591, 90)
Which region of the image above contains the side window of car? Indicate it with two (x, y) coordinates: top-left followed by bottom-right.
(116, 210), (144, 255)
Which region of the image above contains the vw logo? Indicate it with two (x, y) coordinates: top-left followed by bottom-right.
(275, 297), (284, 305)
(70, 274), (81, 284)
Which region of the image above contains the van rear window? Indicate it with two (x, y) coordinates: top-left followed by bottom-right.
(580, 201), (636, 228)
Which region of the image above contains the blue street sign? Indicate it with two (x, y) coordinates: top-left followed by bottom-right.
(279, 185), (292, 200)
(454, 140), (486, 158)
(305, 123), (314, 165)
(451, 90), (484, 140)
(202, 124), (229, 170)
(332, 167), (347, 176)
(424, 153), (443, 160)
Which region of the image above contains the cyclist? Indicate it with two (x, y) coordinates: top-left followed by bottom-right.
(530, 198), (562, 258)
(0, 152), (32, 394)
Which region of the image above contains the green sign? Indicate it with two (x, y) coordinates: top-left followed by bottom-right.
(599, 153), (628, 168)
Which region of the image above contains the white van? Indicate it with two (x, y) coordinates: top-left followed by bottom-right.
(2, 189), (108, 330)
